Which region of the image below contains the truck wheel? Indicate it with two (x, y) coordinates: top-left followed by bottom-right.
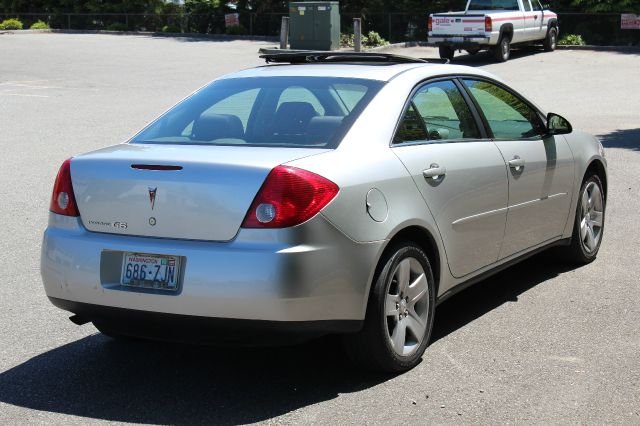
(543, 27), (557, 51)
(493, 36), (510, 62)
(438, 46), (454, 61)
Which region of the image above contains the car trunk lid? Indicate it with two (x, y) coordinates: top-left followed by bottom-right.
(71, 143), (326, 241)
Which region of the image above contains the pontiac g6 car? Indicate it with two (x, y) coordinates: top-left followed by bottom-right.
(41, 53), (606, 372)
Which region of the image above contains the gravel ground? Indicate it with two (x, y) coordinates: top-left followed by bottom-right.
(0, 33), (639, 425)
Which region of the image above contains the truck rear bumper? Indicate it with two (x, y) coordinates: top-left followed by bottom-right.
(429, 36), (493, 49)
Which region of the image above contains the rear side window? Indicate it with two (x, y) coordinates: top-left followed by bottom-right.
(521, 0), (532, 12)
(468, 0), (520, 11)
(132, 77), (383, 148)
(462, 79), (545, 139)
(531, 0), (542, 11)
(394, 80), (480, 144)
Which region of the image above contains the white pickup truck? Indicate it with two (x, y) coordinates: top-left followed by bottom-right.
(428, 0), (558, 62)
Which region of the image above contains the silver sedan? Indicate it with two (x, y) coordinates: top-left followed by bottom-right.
(41, 52), (607, 372)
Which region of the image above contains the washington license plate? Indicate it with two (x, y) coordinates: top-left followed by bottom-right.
(121, 252), (181, 290)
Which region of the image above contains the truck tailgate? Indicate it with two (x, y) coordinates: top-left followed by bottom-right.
(431, 14), (486, 36)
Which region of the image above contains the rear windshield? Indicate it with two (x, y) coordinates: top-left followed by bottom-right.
(131, 76), (384, 149)
(467, 0), (520, 10)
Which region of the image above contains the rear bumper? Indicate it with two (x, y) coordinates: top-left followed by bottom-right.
(50, 297), (361, 343)
(429, 36), (494, 49)
(41, 213), (382, 327)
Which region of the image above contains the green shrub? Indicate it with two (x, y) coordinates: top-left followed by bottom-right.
(340, 31), (389, 48)
(558, 34), (586, 46)
(30, 20), (49, 30)
(225, 24), (247, 35)
(161, 25), (181, 33)
(0, 18), (23, 30)
(106, 22), (128, 32)
(364, 31), (389, 47)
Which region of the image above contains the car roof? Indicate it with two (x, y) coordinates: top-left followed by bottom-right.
(219, 63), (491, 83)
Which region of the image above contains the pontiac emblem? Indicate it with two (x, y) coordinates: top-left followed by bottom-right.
(148, 187), (157, 210)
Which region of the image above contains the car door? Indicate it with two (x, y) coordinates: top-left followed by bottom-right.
(530, 0), (546, 38)
(461, 78), (574, 259)
(520, 0), (535, 41)
(391, 79), (509, 278)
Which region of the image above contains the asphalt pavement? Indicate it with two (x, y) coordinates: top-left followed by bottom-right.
(0, 33), (639, 425)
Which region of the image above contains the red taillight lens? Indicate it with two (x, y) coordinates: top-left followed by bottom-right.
(50, 158), (79, 216)
(241, 165), (339, 228)
(485, 16), (492, 32)
(428, 16), (433, 32)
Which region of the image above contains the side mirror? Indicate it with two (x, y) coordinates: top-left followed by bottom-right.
(546, 112), (572, 135)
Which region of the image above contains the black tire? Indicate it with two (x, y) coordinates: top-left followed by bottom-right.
(543, 27), (558, 52)
(493, 36), (511, 62)
(343, 243), (436, 373)
(438, 45), (454, 61)
(562, 174), (606, 264)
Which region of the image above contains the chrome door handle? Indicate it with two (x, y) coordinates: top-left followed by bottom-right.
(423, 163), (446, 179)
(508, 156), (525, 171)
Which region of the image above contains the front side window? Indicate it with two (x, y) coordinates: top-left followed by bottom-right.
(394, 80), (480, 144)
(462, 79), (545, 139)
(522, 0), (532, 12)
(132, 77), (383, 148)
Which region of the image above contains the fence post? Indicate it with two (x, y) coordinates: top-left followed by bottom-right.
(388, 13), (392, 42)
(125, 13), (128, 29)
(249, 13), (253, 36)
(354, 18), (362, 52)
(280, 16), (289, 49)
(67, 13), (71, 29)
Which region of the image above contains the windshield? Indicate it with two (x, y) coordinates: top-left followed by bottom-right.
(467, 0), (520, 10)
(131, 76), (384, 149)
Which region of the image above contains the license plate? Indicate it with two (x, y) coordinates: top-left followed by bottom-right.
(121, 252), (181, 290)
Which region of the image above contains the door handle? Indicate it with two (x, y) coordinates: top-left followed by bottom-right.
(423, 163), (446, 179)
(508, 155), (525, 171)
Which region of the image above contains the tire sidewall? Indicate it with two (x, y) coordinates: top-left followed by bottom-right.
(370, 244), (436, 370)
(573, 174), (605, 261)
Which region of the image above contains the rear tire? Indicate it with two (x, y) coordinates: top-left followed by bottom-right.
(438, 45), (455, 61)
(493, 36), (511, 62)
(343, 243), (435, 373)
(543, 27), (558, 51)
(562, 174), (605, 264)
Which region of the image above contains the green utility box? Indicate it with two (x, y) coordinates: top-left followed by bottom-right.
(289, 1), (340, 51)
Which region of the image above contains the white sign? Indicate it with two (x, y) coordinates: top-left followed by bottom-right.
(621, 14), (640, 30)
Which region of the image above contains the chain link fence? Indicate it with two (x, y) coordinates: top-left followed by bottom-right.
(1, 11), (638, 46)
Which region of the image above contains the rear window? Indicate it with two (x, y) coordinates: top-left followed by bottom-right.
(467, 0), (520, 11)
(131, 77), (383, 148)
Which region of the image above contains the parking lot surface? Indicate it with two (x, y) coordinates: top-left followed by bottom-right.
(0, 33), (639, 424)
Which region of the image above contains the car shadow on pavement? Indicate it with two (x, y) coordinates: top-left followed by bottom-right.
(598, 128), (640, 151)
(0, 252), (578, 424)
(446, 46), (548, 66)
(432, 250), (579, 342)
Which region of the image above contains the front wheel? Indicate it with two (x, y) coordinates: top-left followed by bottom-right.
(562, 174), (605, 264)
(438, 45), (454, 61)
(543, 27), (558, 51)
(493, 37), (511, 62)
(343, 243), (436, 372)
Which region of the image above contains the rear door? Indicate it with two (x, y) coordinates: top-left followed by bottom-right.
(530, 0), (546, 39)
(392, 79), (508, 278)
(461, 78), (574, 259)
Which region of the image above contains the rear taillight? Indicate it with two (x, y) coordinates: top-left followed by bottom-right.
(50, 158), (79, 216)
(428, 16), (433, 32)
(241, 165), (339, 228)
(485, 16), (492, 32)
